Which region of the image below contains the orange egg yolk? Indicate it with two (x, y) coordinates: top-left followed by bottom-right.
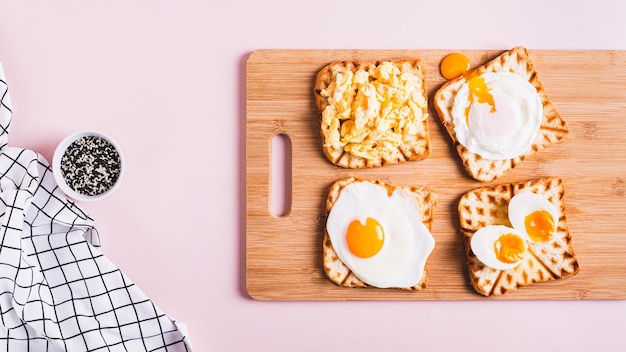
(346, 217), (384, 258)
(467, 75), (496, 113)
(440, 53), (470, 80)
(494, 233), (526, 264)
(524, 210), (556, 242)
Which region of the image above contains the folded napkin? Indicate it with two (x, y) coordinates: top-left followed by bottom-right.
(0, 63), (193, 351)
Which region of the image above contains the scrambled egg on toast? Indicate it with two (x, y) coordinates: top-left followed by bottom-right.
(315, 58), (430, 168)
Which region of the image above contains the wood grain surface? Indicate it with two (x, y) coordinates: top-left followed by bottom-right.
(245, 49), (626, 301)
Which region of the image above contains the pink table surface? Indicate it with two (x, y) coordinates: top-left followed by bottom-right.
(2, 1), (626, 351)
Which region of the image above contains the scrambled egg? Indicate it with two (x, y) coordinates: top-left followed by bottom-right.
(320, 61), (427, 160)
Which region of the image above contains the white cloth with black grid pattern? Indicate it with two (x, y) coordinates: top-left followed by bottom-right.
(0, 63), (193, 351)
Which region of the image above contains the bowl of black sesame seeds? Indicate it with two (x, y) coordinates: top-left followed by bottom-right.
(52, 131), (124, 201)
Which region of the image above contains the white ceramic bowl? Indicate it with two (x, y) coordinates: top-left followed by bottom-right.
(52, 130), (125, 201)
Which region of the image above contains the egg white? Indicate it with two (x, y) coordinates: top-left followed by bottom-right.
(508, 192), (559, 243)
(326, 181), (435, 288)
(470, 225), (528, 270)
(452, 71), (543, 160)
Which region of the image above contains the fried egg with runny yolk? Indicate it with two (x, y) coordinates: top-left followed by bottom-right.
(440, 53), (543, 160)
(325, 180), (435, 288)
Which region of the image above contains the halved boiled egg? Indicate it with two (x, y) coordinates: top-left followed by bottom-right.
(470, 225), (528, 270)
(508, 192), (559, 243)
(326, 180), (435, 288)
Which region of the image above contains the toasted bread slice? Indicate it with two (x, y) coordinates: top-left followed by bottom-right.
(322, 177), (437, 290)
(314, 58), (430, 168)
(434, 46), (568, 182)
(458, 177), (579, 296)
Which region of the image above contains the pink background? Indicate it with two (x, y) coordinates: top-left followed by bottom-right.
(2, 1), (626, 351)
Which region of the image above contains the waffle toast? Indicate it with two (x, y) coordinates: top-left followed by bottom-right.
(315, 58), (430, 168)
(458, 177), (579, 296)
(322, 177), (437, 290)
(434, 46), (568, 182)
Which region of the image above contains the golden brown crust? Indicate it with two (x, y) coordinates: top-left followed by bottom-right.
(322, 177), (437, 290)
(433, 46), (569, 182)
(314, 58), (430, 168)
(458, 177), (579, 296)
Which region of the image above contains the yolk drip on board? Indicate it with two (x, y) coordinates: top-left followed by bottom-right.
(346, 217), (385, 258)
(439, 53), (470, 80)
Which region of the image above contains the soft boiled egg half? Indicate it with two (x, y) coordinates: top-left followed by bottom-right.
(471, 225), (528, 270)
(508, 191), (559, 243)
(470, 191), (559, 270)
(440, 53), (543, 160)
(325, 180), (435, 288)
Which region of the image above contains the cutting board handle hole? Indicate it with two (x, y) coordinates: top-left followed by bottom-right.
(270, 133), (292, 217)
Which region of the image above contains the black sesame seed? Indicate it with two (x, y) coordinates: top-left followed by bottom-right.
(60, 135), (122, 196)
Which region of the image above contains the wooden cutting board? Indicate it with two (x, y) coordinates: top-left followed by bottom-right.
(246, 49), (626, 301)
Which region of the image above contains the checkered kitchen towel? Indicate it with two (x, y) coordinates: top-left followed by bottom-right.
(0, 63), (193, 351)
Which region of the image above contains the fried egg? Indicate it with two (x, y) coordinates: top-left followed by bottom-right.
(508, 192), (559, 243)
(440, 53), (543, 160)
(452, 71), (543, 160)
(470, 225), (528, 270)
(325, 180), (435, 288)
